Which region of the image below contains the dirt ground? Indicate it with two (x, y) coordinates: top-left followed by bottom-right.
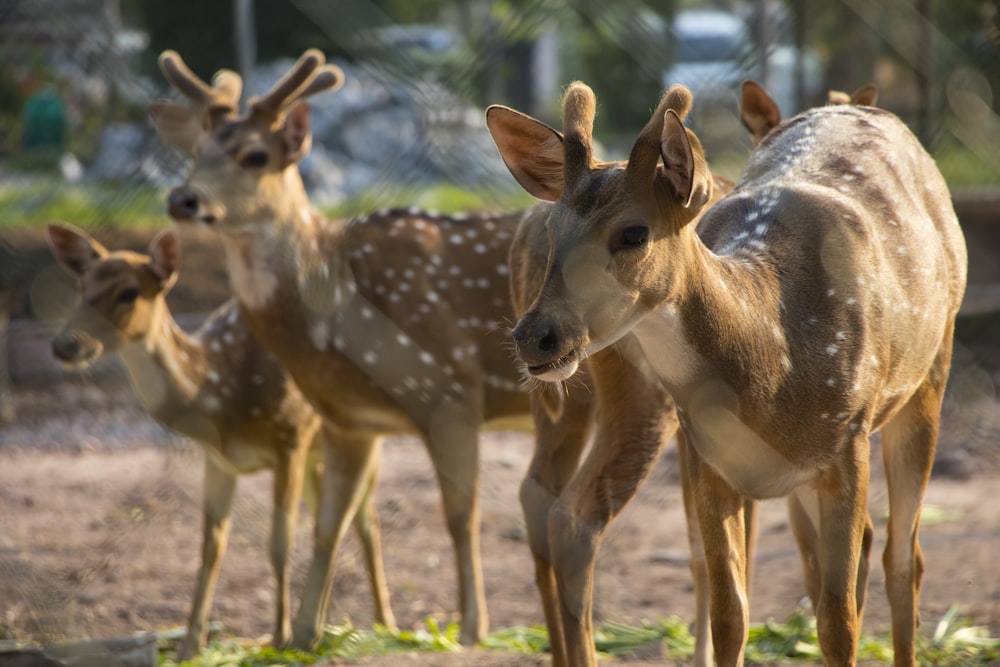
(2, 225), (1000, 666)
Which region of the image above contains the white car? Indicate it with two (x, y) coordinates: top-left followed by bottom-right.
(661, 10), (756, 111)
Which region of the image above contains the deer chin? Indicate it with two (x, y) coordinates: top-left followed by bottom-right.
(524, 350), (581, 383)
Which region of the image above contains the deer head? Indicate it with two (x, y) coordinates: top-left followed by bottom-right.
(486, 82), (712, 381)
(150, 49), (344, 231)
(48, 223), (180, 367)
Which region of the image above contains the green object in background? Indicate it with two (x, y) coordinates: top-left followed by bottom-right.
(21, 89), (66, 152)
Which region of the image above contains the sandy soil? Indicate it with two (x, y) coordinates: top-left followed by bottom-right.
(1, 367), (999, 666)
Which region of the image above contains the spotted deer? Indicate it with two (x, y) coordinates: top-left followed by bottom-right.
(741, 79), (880, 146)
(46, 223), (394, 660)
(500, 152), (748, 667)
(149, 48), (548, 648)
(487, 80), (966, 667)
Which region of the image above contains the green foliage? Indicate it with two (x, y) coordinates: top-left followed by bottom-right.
(594, 617), (694, 658)
(933, 142), (1000, 188)
(159, 610), (1000, 666)
(917, 605), (1000, 666)
(327, 182), (535, 220)
(0, 182), (167, 229)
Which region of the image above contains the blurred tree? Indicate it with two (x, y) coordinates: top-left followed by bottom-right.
(134, 0), (345, 81)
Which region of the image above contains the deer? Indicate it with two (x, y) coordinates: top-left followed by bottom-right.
(487, 77), (967, 667)
(46, 223), (395, 660)
(741, 80), (880, 146)
(501, 146), (749, 667)
(493, 79), (870, 666)
(148, 48), (556, 649)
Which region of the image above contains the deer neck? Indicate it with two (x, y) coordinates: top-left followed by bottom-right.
(117, 301), (207, 423)
(633, 223), (790, 409)
(220, 168), (354, 317)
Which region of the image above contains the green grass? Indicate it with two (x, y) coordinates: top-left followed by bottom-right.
(327, 181), (536, 220)
(157, 608), (999, 666)
(0, 180), (536, 231)
(933, 143), (1000, 189)
(0, 181), (168, 229)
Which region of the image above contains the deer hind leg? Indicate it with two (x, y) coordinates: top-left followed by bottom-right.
(552, 344), (677, 667)
(879, 333), (953, 667)
(424, 400), (487, 645)
(352, 456), (396, 630)
(180, 456), (238, 661)
(270, 443), (309, 647)
(520, 382), (594, 667)
(291, 429), (382, 650)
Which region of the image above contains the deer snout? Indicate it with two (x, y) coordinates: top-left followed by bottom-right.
(511, 313), (584, 382)
(167, 187), (200, 222)
(51, 331), (102, 369)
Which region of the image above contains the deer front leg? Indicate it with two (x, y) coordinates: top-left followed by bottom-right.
(180, 456), (238, 661)
(425, 401), (486, 645)
(291, 429), (382, 650)
(521, 383), (594, 666)
(683, 439), (750, 667)
(680, 424), (761, 667)
(812, 436), (871, 667)
(269, 445), (309, 648)
(788, 487), (874, 618)
(352, 457), (396, 630)
(552, 345), (676, 667)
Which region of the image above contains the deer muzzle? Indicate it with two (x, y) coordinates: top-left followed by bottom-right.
(511, 311), (584, 382)
(167, 186), (222, 225)
(167, 187), (199, 221)
(51, 331), (102, 369)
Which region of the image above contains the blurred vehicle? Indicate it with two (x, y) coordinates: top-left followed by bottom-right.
(661, 10), (756, 111)
(765, 44), (824, 118)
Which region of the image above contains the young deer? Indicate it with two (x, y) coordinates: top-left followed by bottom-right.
(150, 49), (540, 648)
(46, 223), (394, 660)
(503, 162), (749, 667)
(488, 81), (966, 667)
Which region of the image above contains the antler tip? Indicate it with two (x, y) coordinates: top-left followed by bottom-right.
(315, 64), (345, 93)
(158, 50), (180, 68)
(300, 48), (326, 68)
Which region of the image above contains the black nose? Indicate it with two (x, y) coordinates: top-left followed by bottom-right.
(167, 187), (199, 221)
(512, 319), (560, 360)
(51, 335), (81, 362)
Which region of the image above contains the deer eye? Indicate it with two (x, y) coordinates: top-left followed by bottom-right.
(239, 150), (270, 169)
(615, 225), (650, 251)
(118, 286), (140, 304)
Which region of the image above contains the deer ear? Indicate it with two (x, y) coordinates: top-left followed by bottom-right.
(486, 105), (565, 202)
(149, 99), (203, 155)
(659, 110), (711, 211)
(740, 80), (781, 146)
(850, 83), (879, 107)
(46, 222), (106, 276)
(149, 229), (181, 289)
(281, 101), (313, 164)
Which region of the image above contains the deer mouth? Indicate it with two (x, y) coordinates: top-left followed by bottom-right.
(526, 349), (581, 382)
